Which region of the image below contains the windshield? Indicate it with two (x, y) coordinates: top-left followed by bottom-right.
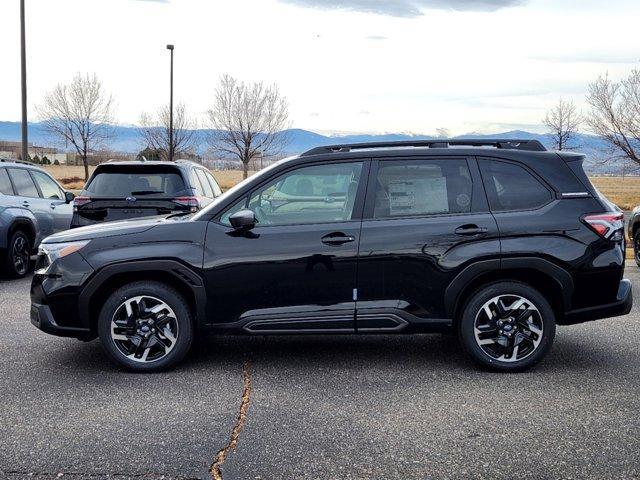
(192, 158), (293, 220)
(85, 166), (186, 197)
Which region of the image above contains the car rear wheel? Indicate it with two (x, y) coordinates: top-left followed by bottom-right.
(5, 230), (31, 278)
(98, 281), (193, 372)
(458, 281), (556, 372)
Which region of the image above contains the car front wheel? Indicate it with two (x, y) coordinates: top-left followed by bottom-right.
(98, 281), (193, 372)
(458, 281), (556, 372)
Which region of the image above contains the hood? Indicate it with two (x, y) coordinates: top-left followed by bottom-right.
(42, 216), (169, 244)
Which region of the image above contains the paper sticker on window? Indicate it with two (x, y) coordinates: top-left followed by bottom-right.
(388, 178), (448, 215)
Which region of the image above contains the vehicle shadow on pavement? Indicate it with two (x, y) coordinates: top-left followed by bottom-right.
(48, 329), (629, 376)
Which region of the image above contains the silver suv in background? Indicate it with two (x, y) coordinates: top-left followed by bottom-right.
(0, 158), (74, 278)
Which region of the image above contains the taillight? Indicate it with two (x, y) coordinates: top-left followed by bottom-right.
(173, 196), (200, 213)
(582, 212), (624, 240)
(73, 196), (91, 212)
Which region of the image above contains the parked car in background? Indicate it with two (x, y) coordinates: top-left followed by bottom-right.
(70, 159), (222, 228)
(0, 158), (74, 277)
(627, 206), (640, 266)
(31, 140), (631, 372)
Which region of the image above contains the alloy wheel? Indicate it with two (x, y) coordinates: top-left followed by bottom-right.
(12, 236), (29, 276)
(110, 295), (179, 363)
(473, 294), (544, 363)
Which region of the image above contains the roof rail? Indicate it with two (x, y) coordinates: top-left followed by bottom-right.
(300, 139), (547, 157)
(0, 157), (35, 166)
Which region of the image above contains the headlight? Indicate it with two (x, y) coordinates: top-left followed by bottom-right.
(38, 240), (90, 265)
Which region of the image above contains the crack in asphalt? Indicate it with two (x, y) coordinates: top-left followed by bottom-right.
(209, 360), (252, 480)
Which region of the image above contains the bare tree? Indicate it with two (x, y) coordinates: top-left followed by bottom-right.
(586, 70), (640, 165)
(36, 73), (115, 180)
(139, 103), (198, 161)
(206, 74), (289, 179)
(542, 98), (582, 151)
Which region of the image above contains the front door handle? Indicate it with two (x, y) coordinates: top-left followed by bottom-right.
(50, 203), (57, 210)
(455, 224), (488, 236)
(322, 232), (356, 246)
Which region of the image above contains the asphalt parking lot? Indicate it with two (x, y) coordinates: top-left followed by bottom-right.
(1, 269), (639, 480)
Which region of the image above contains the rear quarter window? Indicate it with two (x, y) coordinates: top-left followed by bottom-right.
(479, 159), (552, 212)
(0, 168), (13, 195)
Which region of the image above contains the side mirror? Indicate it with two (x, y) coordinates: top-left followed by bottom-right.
(229, 209), (256, 231)
(65, 191), (76, 204)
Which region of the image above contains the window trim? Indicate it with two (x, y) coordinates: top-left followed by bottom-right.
(477, 156), (555, 214)
(362, 156), (479, 221)
(213, 158), (371, 228)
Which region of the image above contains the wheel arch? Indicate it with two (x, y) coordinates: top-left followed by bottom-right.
(445, 257), (573, 324)
(78, 260), (207, 333)
(7, 218), (37, 250)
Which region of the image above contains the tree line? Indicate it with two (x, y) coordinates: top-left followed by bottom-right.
(37, 67), (640, 182)
(37, 73), (289, 181)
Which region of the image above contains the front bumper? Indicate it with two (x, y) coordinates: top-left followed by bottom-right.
(30, 302), (92, 339)
(561, 278), (633, 325)
(30, 251), (95, 339)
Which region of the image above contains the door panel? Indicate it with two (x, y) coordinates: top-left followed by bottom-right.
(356, 157), (500, 330)
(30, 170), (72, 232)
(203, 221), (360, 330)
(202, 160), (367, 331)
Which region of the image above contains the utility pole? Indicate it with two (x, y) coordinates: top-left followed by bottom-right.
(20, 0), (28, 162)
(166, 44), (174, 161)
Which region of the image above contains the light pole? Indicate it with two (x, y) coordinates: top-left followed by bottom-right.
(20, 0), (28, 162)
(166, 44), (174, 162)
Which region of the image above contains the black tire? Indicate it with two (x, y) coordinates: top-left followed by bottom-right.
(4, 230), (31, 278)
(97, 281), (193, 372)
(633, 231), (640, 267)
(457, 281), (556, 372)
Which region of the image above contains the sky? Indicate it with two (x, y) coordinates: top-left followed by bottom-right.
(1, 0), (640, 136)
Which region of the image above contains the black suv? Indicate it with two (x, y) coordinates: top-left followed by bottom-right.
(71, 159), (222, 228)
(31, 140), (632, 372)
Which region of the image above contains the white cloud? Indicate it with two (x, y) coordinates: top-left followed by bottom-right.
(0, 0), (639, 135)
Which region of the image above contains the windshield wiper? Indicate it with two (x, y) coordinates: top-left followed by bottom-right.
(130, 190), (165, 196)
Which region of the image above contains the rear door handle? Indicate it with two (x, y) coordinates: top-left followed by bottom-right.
(22, 200), (30, 207)
(455, 224), (488, 236)
(322, 232), (356, 246)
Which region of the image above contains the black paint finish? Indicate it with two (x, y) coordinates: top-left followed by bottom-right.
(30, 146), (631, 341)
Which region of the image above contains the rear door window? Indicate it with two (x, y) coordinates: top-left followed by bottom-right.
(195, 169), (214, 198)
(479, 159), (552, 212)
(85, 166), (186, 197)
(204, 170), (223, 197)
(373, 159), (473, 218)
(31, 171), (64, 200)
(8, 168), (40, 197)
(0, 168), (14, 195)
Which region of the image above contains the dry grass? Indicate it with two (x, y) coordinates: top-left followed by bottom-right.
(590, 176), (640, 211)
(42, 166), (640, 210)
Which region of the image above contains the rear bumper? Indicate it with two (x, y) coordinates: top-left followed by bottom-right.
(560, 278), (632, 325)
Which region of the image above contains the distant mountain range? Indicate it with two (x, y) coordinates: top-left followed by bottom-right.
(0, 121), (624, 174)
